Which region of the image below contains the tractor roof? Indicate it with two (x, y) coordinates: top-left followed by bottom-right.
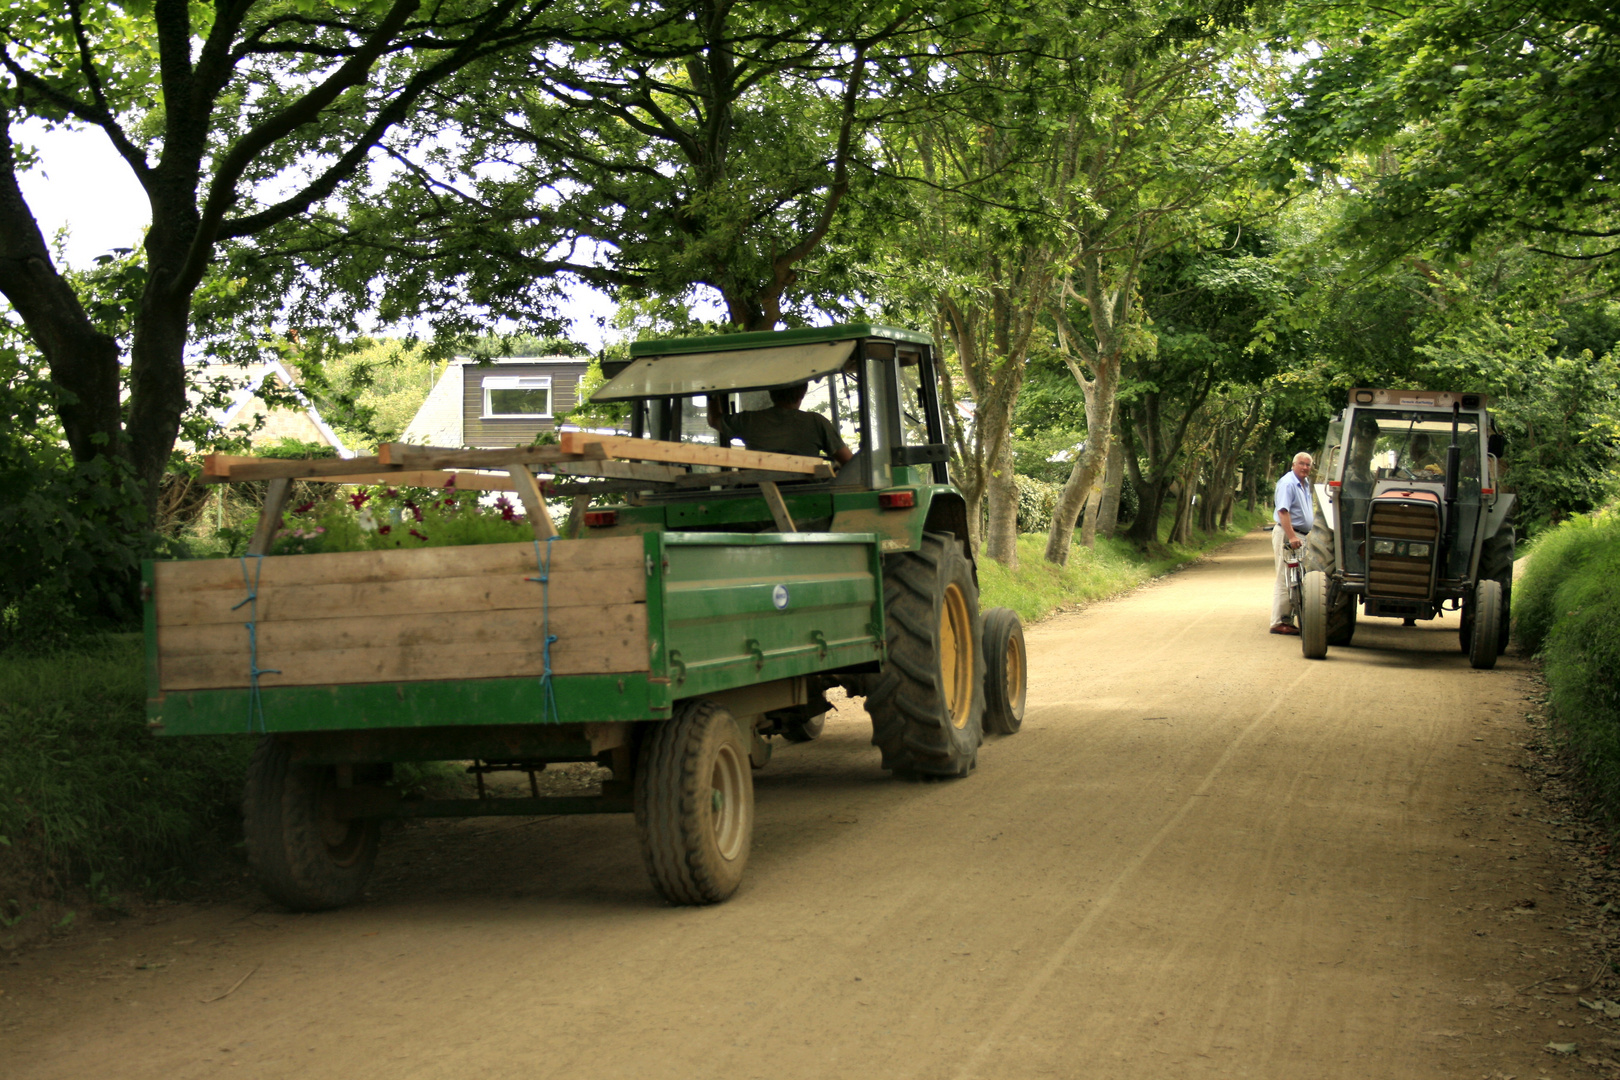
(596, 324), (933, 401)
(1348, 388), (1490, 410)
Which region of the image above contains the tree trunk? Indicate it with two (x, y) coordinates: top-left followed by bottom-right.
(982, 433), (1020, 568)
(0, 120), (123, 463)
(1043, 357), (1120, 564)
(1078, 440), (1107, 548)
(1096, 437), (1124, 539)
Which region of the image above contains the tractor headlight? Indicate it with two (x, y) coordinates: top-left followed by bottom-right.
(1408, 542), (1431, 558)
(1373, 539), (1395, 555)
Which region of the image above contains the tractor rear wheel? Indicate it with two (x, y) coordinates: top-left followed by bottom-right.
(1468, 579), (1503, 671)
(1300, 570), (1330, 659)
(635, 699), (753, 904)
(982, 607), (1027, 736)
(866, 533), (984, 779)
(243, 737), (379, 912)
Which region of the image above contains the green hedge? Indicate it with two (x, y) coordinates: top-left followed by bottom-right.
(1516, 509), (1620, 818)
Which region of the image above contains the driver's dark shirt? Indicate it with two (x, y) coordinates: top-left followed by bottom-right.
(718, 408), (846, 460)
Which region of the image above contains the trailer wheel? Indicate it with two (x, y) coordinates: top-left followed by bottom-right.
(1469, 579), (1503, 671)
(635, 700), (753, 905)
(982, 607), (1027, 736)
(243, 737), (378, 912)
(866, 533), (984, 778)
(1300, 571), (1330, 659)
(781, 712), (825, 743)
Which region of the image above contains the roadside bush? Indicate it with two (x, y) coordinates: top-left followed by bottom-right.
(0, 636), (252, 917)
(1015, 474), (1062, 534)
(1515, 510), (1620, 655)
(1516, 507), (1620, 822)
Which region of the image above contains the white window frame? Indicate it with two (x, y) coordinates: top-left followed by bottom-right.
(481, 375), (553, 419)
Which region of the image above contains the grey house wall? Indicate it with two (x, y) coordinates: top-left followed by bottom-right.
(460, 360), (590, 447)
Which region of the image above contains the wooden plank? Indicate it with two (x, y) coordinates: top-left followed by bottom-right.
(566, 495), (591, 539)
(160, 603), (646, 660)
(758, 480), (796, 532)
(247, 478), (292, 556)
(548, 459), (688, 484)
(557, 432), (827, 475)
(155, 565), (646, 627)
(160, 620), (649, 690)
(152, 536), (645, 595)
(508, 465), (558, 540)
(671, 467), (833, 488)
(376, 442), (605, 470)
(203, 454), (516, 490)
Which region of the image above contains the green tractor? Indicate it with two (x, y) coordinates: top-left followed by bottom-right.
(146, 325), (1028, 908)
(1299, 388), (1515, 668)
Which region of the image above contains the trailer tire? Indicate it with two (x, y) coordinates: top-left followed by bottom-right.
(243, 736), (379, 912)
(866, 533), (984, 779)
(1300, 570), (1330, 659)
(1469, 579), (1503, 671)
(635, 700), (753, 905)
(982, 607), (1027, 736)
(781, 712), (825, 743)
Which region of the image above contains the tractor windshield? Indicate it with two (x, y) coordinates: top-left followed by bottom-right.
(1341, 409), (1484, 582)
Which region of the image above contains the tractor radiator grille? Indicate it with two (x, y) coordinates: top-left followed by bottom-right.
(1366, 501), (1441, 599)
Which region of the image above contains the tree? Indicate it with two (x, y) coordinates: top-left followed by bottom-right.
(0, 0), (563, 518)
(272, 1), (990, 338)
(1268, 0), (1620, 267)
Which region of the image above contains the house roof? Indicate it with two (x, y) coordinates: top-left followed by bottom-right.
(184, 358), (352, 457)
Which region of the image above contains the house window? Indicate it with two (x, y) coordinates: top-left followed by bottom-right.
(482, 375), (552, 418)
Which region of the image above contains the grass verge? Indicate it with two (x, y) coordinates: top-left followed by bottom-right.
(0, 635), (252, 943)
(1515, 507), (1620, 823)
(978, 505), (1270, 624)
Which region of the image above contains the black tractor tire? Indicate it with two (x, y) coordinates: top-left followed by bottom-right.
(243, 736), (380, 912)
(1468, 579), (1503, 671)
(1300, 570), (1330, 659)
(1326, 593), (1358, 646)
(866, 533), (985, 779)
(634, 699), (753, 905)
(981, 607), (1027, 736)
(1479, 522), (1516, 651)
(1498, 581), (1513, 653)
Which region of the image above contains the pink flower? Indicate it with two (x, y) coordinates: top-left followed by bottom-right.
(409, 528), (427, 541)
(385, 488), (398, 498)
(293, 500), (315, 515)
(378, 524), (391, 535)
(494, 496), (517, 522)
(349, 490), (370, 510)
(443, 474), (457, 489)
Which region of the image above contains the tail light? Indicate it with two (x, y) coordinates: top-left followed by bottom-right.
(878, 490), (916, 509)
(584, 509), (619, 528)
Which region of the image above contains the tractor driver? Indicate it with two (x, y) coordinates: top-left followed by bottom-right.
(708, 383), (854, 467)
(1405, 433), (1444, 477)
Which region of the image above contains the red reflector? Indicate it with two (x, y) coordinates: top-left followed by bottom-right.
(878, 490), (916, 509)
(1327, 480), (1342, 488)
(584, 510), (619, 528)
(1481, 488), (1494, 496)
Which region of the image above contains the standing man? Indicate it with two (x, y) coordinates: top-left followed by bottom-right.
(1271, 451), (1314, 635)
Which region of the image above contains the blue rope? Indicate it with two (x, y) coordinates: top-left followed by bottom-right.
(527, 537), (561, 723)
(233, 554), (281, 733)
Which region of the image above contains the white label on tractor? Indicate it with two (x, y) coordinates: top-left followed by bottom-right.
(880, 538), (909, 551)
(772, 584), (790, 610)
(1399, 396), (1436, 406)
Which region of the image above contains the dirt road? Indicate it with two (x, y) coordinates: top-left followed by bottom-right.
(1, 530), (1604, 1079)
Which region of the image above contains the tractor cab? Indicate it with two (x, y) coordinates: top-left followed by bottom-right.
(593, 324), (952, 498)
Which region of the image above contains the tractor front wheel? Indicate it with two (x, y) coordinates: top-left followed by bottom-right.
(982, 607), (1027, 736)
(866, 533), (985, 779)
(1300, 570), (1330, 659)
(1469, 579), (1503, 671)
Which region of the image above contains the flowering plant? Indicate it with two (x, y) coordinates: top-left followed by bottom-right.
(267, 475), (536, 555)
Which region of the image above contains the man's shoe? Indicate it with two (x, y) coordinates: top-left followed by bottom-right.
(1270, 623), (1300, 636)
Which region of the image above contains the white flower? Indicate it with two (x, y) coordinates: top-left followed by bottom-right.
(357, 507), (379, 533)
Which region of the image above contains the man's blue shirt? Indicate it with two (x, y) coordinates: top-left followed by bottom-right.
(1275, 470), (1313, 533)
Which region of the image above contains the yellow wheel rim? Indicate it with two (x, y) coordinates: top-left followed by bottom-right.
(1005, 631), (1026, 716)
(939, 583), (974, 729)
